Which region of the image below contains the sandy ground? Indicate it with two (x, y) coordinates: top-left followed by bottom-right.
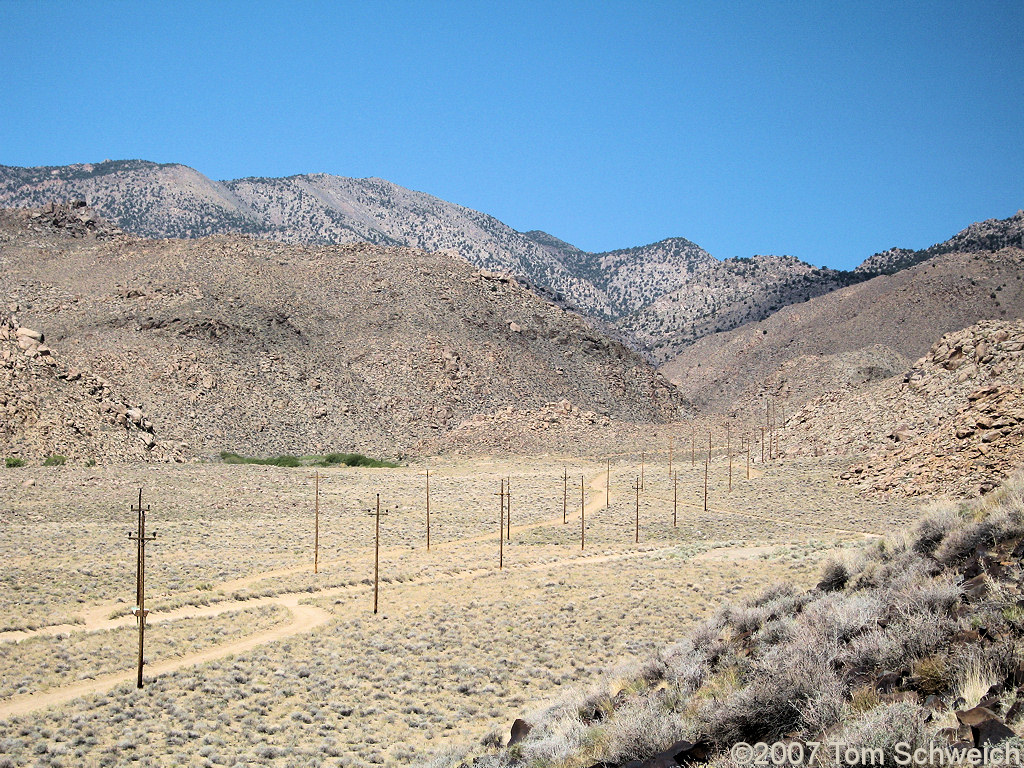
(0, 452), (918, 766)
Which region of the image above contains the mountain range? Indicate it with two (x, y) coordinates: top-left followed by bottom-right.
(0, 160), (890, 361)
(1, 160), (1022, 384)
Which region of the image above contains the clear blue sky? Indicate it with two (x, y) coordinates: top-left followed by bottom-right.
(2, 1), (1022, 269)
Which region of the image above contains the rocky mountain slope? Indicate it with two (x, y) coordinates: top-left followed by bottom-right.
(661, 245), (1024, 417)
(0, 161), (864, 358)
(0, 203), (683, 463)
(784, 319), (1024, 499)
(462, 478), (1024, 767)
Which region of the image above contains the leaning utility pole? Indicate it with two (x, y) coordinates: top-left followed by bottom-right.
(128, 489), (156, 689)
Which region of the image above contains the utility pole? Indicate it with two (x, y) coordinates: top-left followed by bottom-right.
(760, 427), (766, 463)
(580, 475), (585, 550)
(128, 489), (156, 689)
(495, 480), (506, 569)
(746, 437), (751, 480)
(307, 470), (321, 574)
(727, 425), (732, 492)
(425, 468), (431, 551)
(605, 458), (610, 508)
(669, 436), (673, 478)
(640, 451), (645, 491)
(703, 455), (709, 512)
(631, 476), (641, 543)
(366, 494), (389, 614)
(673, 471), (678, 527)
(563, 467), (568, 524)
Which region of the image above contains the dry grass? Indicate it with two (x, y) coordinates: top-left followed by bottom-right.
(0, 454), (917, 766)
(0, 605), (286, 700)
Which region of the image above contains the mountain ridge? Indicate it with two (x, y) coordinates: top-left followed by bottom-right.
(1, 160), (1020, 363)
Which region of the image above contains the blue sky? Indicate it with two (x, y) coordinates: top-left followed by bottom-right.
(1, 1), (1021, 269)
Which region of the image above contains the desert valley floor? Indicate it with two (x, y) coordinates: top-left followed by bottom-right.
(0, 449), (919, 766)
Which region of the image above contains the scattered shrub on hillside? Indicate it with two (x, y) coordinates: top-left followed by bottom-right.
(912, 502), (961, 555)
(835, 702), (934, 757)
(602, 696), (690, 764)
(5, 457), (24, 468)
(817, 557), (850, 591)
(911, 654), (951, 696)
(42, 454), (66, 466)
(486, 471), (1024, 767)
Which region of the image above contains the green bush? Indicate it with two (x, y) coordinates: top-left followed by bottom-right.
(42, 454), (66, 466)
(220, 452), (301, 468)
(5, 457), (24, 468)
(319, 452), (399, 468)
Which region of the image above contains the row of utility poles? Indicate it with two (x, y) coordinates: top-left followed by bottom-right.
(125, 410), (789, 687)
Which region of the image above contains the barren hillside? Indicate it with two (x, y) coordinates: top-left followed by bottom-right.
(661, 247), (1024, 416)
(0, 204), (683, 463)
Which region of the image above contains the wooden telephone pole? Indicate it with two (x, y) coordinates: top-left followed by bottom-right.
(727, 425), (733, 492)
(580, 475), (585, 550)
(128, 489), (156, 689)
(673, 471), (678, 527)
(495, 480), (506, 569)
(307, 471), (321, 573)
(366, 494), (389, 614)
(605, 458), (610, 508)
(562, 467), (568, 524)
(631, 476), (641, 543)
(746, 437), (751, 480)
(425, 468), (430, 551)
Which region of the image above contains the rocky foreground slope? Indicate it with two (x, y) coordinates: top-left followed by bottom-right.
(0, 204), (683, 463)
(456, 476), (1024, 767)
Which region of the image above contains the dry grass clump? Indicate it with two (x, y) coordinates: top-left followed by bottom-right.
(477, 472), (1024, 768)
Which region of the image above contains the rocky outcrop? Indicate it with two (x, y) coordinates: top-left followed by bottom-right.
(789, 320), (1024, 498)
(0, 314), (183, 464)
